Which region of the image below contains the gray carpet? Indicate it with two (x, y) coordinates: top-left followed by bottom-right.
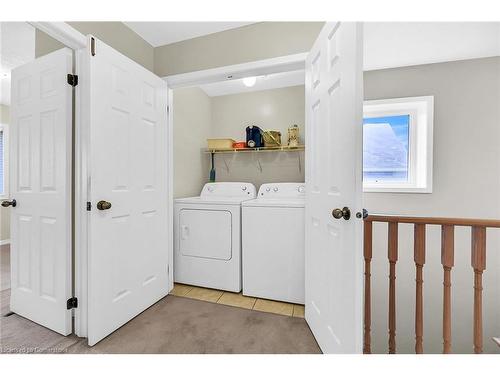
(0, 244), (320, 354)
(1, 292), (320, 354)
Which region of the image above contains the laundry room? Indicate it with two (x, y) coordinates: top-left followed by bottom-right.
(172, 69), (306, 199)
(169, 65), (308, 314)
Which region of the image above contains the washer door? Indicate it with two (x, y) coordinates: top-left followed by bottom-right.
(179, 209), (232, 261)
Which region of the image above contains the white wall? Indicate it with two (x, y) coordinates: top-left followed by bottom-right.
(211, 85), (305, 189)
(154, 22), (324, 77)
(173, 85), (305, 197)
(173, 87), (212, 198)
(364, 57), (500, 354)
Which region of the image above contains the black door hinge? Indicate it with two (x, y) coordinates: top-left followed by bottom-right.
(67, 297), (78, 310)
(86, 202), (91, 211)
(67, 74), (78, 87)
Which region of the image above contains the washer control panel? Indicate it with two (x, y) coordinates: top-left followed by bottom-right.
(258, 183), (306, 198)
(201, 182), (256, 198)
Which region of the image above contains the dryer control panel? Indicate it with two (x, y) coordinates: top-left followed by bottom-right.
(258, 183), (306, 198)
(201, 182), (257, 198)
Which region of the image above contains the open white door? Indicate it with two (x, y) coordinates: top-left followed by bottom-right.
(5, 48), (73, 335)
(305, 22), (364, 353)
(86, 37), (169, 346)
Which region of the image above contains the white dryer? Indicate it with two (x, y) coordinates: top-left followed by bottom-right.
(242, 183), (305, 304)
(174, 182), (256, 292)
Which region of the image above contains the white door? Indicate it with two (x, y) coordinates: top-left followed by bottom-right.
(305, 22), (364, 353)
(6, 48), (73, 335)
(87, 37), (169, 346)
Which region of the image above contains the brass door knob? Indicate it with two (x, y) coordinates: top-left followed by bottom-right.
(97, 200), (112, 210)
(332, 207), (351, 220)
(1, 199), (16, 208)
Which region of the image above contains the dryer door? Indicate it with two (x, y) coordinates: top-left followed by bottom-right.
(179, 209), (232, 261)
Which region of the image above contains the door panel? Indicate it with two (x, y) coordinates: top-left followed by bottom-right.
(87, 37), (169, 346)
(8, 48), (73, 335)
(305, 22), (364, 353)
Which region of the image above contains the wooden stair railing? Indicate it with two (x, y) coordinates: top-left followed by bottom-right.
(363, 215), (500, 354)
(387, 222), (398, 354)
(441, 224), (454, 354)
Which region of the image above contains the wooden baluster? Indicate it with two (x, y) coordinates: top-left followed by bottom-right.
(471, 226), (486, 354)
(414, 224), (426, 354)
(388, 222), (398, 354)
(363, 220), (373, 354)
(441, 225), (455, 354)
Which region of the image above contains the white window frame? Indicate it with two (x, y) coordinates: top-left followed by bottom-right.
(0, 122), (9, 199)
(363, 95), (434, 193)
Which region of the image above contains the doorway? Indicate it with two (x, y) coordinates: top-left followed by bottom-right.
(165, 21), (364, 353)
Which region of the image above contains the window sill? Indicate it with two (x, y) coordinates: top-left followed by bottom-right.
(363, 186), (432, 194)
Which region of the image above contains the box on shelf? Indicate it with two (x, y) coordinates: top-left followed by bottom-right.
(207, 138), (235, 149)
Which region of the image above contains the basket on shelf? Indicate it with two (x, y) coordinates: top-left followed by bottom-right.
(207, 138), (235, 149)
(262, 130), (282, 147)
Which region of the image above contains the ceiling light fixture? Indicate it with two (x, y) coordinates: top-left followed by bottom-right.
(242, 76), (257, 87)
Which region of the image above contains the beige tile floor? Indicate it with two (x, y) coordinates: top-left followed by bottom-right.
(170, 283), (305, 318)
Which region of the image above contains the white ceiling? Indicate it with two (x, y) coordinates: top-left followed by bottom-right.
(194, 22), (499, 96)
(124, 22), (256, 47)
(0, 22), (498, 104)
(363, 22), (500, 71)
(199, 69), (304, 97)
(0, 22), (36, 106)
(124, 22), (500, 67)
(191, 22), (499, 96)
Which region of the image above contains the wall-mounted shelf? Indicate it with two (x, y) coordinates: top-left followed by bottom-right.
(205, 145), (305, 174)
(204, 145), (305, 154)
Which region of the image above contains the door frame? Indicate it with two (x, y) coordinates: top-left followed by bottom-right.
(164, 53), (307, 89)
(29, 22), (87, 51)
(163, 53), (308, 293)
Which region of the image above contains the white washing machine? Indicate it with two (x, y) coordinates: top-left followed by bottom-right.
(174, 182), (256, 292)
(242, 182), (305, 304)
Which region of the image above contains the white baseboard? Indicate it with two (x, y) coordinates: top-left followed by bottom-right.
(0, 239), (11, 246)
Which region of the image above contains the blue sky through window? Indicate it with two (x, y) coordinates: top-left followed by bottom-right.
(363, 115), (410, 182)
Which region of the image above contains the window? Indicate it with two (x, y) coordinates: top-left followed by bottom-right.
(0, 123), (8, 198)
(363, 114), (410, 183)
(363, 96), (434, 193)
